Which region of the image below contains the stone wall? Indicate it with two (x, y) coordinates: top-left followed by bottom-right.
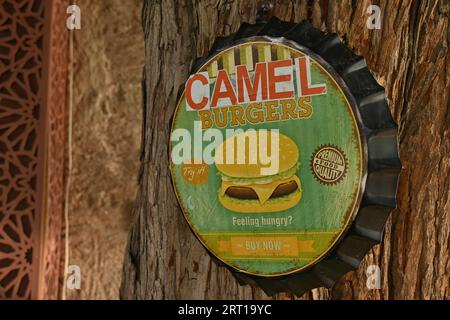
(68, 0), (143, 299)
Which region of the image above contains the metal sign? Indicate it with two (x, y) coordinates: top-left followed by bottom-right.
(169, 18), (400, 295)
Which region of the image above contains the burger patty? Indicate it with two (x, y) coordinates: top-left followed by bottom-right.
(225, 180), (298, 200)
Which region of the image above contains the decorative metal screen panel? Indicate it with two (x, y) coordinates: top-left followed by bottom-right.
(0, 0), (69, 299)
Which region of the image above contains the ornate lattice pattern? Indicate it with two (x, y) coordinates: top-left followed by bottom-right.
(0, 0), (69, 299)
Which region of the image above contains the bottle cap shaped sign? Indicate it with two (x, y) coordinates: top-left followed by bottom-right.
(169, 18), (401, 296)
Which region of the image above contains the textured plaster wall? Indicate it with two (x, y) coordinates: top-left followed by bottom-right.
(68, 0), (143, 299)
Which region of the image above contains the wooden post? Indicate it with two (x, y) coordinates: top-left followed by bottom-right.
(121, 0), (449, 299)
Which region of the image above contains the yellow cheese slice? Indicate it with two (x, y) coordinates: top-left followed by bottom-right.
(220, 175), (300, 205)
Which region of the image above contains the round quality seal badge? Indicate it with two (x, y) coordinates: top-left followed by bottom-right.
(311, 144), (348, 185)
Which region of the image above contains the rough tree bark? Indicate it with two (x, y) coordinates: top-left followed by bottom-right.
(120, 0), (449, 300)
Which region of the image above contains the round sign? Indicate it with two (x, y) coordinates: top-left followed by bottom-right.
(170, 39), (366, 276)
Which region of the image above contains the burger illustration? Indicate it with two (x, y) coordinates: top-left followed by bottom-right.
(214, 131), (302, 213)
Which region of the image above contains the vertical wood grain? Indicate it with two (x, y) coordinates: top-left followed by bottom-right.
(121, 0), (449, 300)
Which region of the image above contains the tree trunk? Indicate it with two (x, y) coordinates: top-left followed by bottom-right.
(120, 0), (449, 300)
